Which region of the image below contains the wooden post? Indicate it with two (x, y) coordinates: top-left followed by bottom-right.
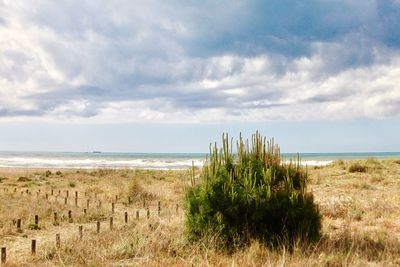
(158, 201), (161, 216)
(83, 208), (87, 215)
(176, 204), (179, 214)
(147, 208), (150, 219)
(112, 202), (115, 213)
(31, 239), (36, 255)
(75, 191), (78, 198)
(109, 217), (113, 230)
(68, 210), (72, 223)
(96, 221), (100, 233)
(75, 197), (78, 207)
(128, 196), (132, 204)
(115, 195), (118, 202)
(1, 247), (6, 264)
(64, 197), (68, 205)
(124, 212), (128, 224)
(66, 190), (69, 198)
(79, 225), (83, 239)
(56, 233), (60, 248)
(54, 212), (58, 225)
(143, 199), (146, 208)
(45, 193), (49, 200)
(17, 218), (21, 231)
(136, 210), (139, 220)
(34, 215), (39, 227)
(51, 189), (54, 195)
(86, 199), (90, 209)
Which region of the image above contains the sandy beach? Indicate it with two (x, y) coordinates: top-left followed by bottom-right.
(0, 159), (399, 266)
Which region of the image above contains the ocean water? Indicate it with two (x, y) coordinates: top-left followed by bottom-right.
(0, 151), (399, 170)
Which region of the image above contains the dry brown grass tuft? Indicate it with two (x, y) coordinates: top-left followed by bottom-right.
(348, 162), (368, 173)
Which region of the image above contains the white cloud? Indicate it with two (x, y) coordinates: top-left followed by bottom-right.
(0, 0), (399, 123)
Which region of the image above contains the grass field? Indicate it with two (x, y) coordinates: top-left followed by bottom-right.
(0, 159), (400, 266)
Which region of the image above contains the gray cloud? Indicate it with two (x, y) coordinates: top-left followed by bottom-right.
(0, 0), (400, 122)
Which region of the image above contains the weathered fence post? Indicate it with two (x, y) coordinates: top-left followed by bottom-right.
(34, 215), (39, 228)
(97, 221), (100, 233)
(54, 212), (58, 225)
(1, 247), (6, 264)
(158, 201), (161, 216)
(17, 218), (21, 232)
(124, 211), (128, 224)
(31, 239), (36, 255)
(136, 210), (139, 220)
(79, 225), (83, 239)
(147, 208), (150, 219)
(109, 217), (113, 230)
(68, 210), (73, 223)
(112, 202), (115, 213)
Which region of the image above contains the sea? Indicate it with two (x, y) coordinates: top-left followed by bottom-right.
(0, 151), (399, 170)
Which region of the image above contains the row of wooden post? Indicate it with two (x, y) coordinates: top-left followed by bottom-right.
(2, 216), (134, 264)
(3, 189), (168, 215)
(12, 202), (179, 233)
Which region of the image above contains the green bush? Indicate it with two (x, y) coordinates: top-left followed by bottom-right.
(185, 132), (322, 248)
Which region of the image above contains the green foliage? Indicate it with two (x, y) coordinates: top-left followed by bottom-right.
(185, 132), (322, 248)
(28, 223), (40, 230)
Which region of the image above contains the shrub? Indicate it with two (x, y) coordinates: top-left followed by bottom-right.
(185, 132), (322, 248)
(348, 163), (367, 173)
(127, 178), (154, 201)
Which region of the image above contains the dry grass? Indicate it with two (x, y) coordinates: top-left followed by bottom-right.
(0, 159), (400, 266)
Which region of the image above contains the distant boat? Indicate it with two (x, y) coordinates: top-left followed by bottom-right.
(92, 151), (102, 154)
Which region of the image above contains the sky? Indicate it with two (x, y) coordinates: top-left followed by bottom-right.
(0, 0), (399, 153)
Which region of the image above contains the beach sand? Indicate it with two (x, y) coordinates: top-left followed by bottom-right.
(0, 159), (400, 266)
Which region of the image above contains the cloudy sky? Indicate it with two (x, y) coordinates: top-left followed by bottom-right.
(0, 0), (399, 152)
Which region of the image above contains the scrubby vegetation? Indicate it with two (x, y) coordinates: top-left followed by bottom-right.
(185, 132), (321, 248)
(348, 163), (368, 173)
(1, 159), (400, 266)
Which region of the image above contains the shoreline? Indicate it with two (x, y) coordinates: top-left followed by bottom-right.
(1, 158), (400, 171)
